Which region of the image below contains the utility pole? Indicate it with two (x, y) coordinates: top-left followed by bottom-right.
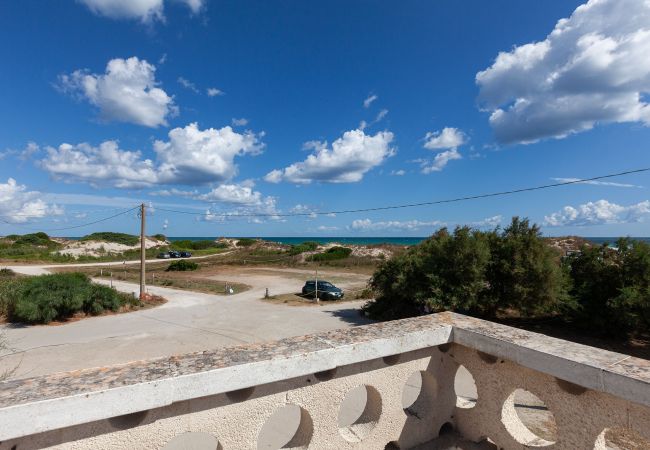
(139, 203), (146, 299)
(315, 268), (319, 303)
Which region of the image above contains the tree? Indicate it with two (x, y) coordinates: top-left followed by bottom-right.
(363, 217), (569, 321)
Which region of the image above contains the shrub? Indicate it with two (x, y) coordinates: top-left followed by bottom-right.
(363, 218), (568, 321)
(308, 246), (353, 262)
(0, 268), (15, 278)
(81, 232), (139, 246)
(166, 260), (199, 271)
(567, 238), (650, 337)
(288, 241), (319, 255)
(236, 238), (256, 247)
(9, 273), (132, 324)
(152, 234), (167, 241)
(13, 232), (56, 247)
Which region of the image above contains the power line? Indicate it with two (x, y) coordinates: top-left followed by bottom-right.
(0, 206), (140, 232)
(155, 167), (650, 219)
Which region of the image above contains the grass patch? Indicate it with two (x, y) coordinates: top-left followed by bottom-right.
(81, 232), (139, 246)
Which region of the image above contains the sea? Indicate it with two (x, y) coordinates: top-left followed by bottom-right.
(165, 236), (650, 247)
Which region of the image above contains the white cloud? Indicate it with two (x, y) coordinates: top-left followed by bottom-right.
(79, 0), (204, 22)
(317, 225), (339, 232)
(265, 129), (395, 184)
(203, 196), (281, 223)
(178, 76), (199, 93)
(419, 127), (466, 173)
(58, 57), (177, 127)
(544, 199), (650, 226)
(232, 118), (249, 126)
(473, 215), (503, 228)
(423, 127), (466, 150)
(41, 123), (264, 187)
(153, 123), (264, 184)
(363, 94), (378, 108)
(41, 141), (160, 188)
(390, 169), (406, 176)
(197, 183), (262, 205)
(422, 148), (462, 174)
(360, 109), (389, 131)
(350, 218), (444, 231)
(207, 87), (224, 97)
(476, 0), (650, 144)
(162, 218), (169, 230)
(551, 177), (643, 188)
(0, 178), (63, 223)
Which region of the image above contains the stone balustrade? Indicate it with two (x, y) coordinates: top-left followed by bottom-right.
(0, 312), (649, 449)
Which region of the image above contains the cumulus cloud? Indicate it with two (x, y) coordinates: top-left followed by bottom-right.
(420, 127), (466, 173)
(476, 0), (650, 144)
(424, 127), (466, 150)
(551, 177), (643, 188)
(79, 0), (204, 22)
(350, 218), (444, 231)
(207, 88), (224, 97)
(265, 129), (395, 184)
(0, 178), (63, 223)
(58, 57), (177, 127)
(197, 183), (262, 205)
(544, 199), (650, 226)
(41, 123), (264, 187)
(363, 94), (378, 108)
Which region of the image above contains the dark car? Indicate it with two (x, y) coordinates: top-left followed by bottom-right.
(180, 251), (192, 258)
(168, 251), (181, 258)
(301, 280), (344, 300)
(156, 252), (170, 259)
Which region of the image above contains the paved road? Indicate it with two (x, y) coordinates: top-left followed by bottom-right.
(1, 257), (371, 379)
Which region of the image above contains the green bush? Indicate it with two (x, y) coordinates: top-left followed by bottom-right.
(288, 241), (319, 255)
(166, 260), (199, 271)
(8, 273), (132, 324)
(0, 268), (15, 278)
(308, 246), (352, 262)
(567, 238), (650, 336)
(363, 218), (567, 321)
(81, 232), (139, 246)
(13, 232), (54, 247)
(152, 234), (167, 241)
(236, 238), (256, 247)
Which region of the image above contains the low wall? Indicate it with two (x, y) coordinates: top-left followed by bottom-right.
(0, 312), (648, 449)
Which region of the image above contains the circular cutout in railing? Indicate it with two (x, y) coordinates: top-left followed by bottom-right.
(594, 427), (650, 450)
(454, 365), (477, 409)
(338, 385), (382, 443)
(501, 389), (557, 447)
(401, 371), (438, 418)
(257, 404), (312, 450)
(163, 432), (220, 450)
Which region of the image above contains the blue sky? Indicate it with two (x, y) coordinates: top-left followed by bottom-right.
(1, 0), (649, 237)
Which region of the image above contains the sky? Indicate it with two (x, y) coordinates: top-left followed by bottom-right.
(1, 0), (650, 237)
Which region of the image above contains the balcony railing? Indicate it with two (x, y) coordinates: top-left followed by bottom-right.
(0, 312), (648, 449)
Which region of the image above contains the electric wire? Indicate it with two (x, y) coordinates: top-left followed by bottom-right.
(0, 206), (140, 232)
(154, 167), (650, 219)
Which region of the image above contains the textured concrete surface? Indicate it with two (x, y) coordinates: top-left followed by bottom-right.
(1, 313), (650, 449)
(1, 259), (371, 379)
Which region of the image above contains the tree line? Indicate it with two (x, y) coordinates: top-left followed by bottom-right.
(363, 217), (650, 337)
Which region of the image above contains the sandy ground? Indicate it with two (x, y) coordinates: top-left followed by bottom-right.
(1, 256), (371, 379)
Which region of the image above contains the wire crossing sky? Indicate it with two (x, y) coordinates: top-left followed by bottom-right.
(1, 0), (650, 236)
